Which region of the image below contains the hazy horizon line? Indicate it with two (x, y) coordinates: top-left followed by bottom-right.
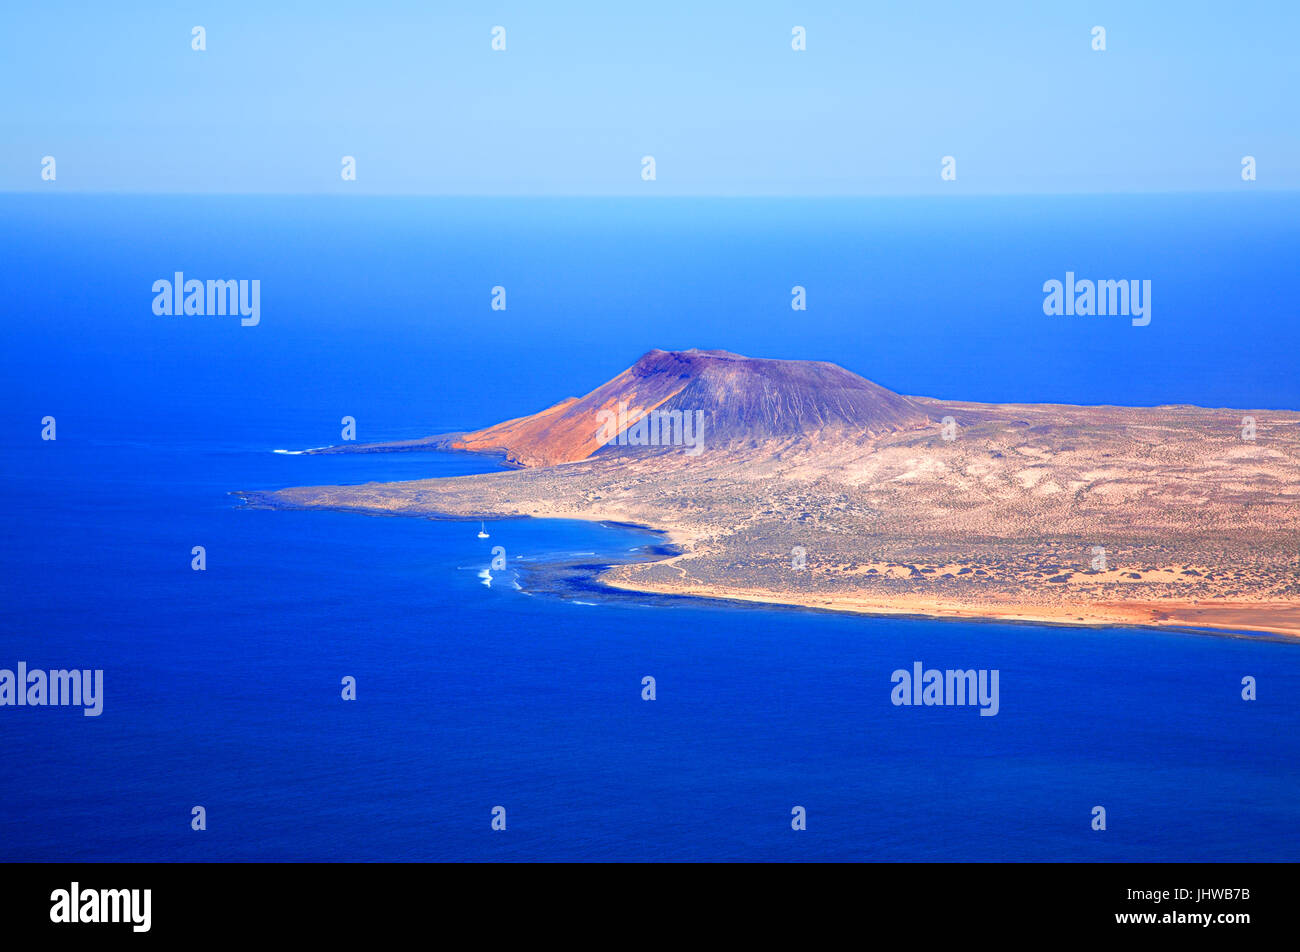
(5, 188), (1295, 199)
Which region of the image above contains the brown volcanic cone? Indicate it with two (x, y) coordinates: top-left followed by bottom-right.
(317, 349), (934, 467)
(644, 349), (931, 443)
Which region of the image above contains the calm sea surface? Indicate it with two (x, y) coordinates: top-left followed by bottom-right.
(2, 195), (1297, 860)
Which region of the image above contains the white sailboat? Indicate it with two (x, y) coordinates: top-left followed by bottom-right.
(477, 521), (490, 539)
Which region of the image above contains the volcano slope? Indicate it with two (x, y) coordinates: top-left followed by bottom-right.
(239, 349), (1300, 637)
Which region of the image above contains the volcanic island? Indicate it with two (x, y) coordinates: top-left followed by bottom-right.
(237, 349), (1300, 638)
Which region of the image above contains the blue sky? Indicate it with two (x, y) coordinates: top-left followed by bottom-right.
(3, 1), (1297, 194)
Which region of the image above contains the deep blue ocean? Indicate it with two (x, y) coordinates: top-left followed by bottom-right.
(2, 194), (1298, 861)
